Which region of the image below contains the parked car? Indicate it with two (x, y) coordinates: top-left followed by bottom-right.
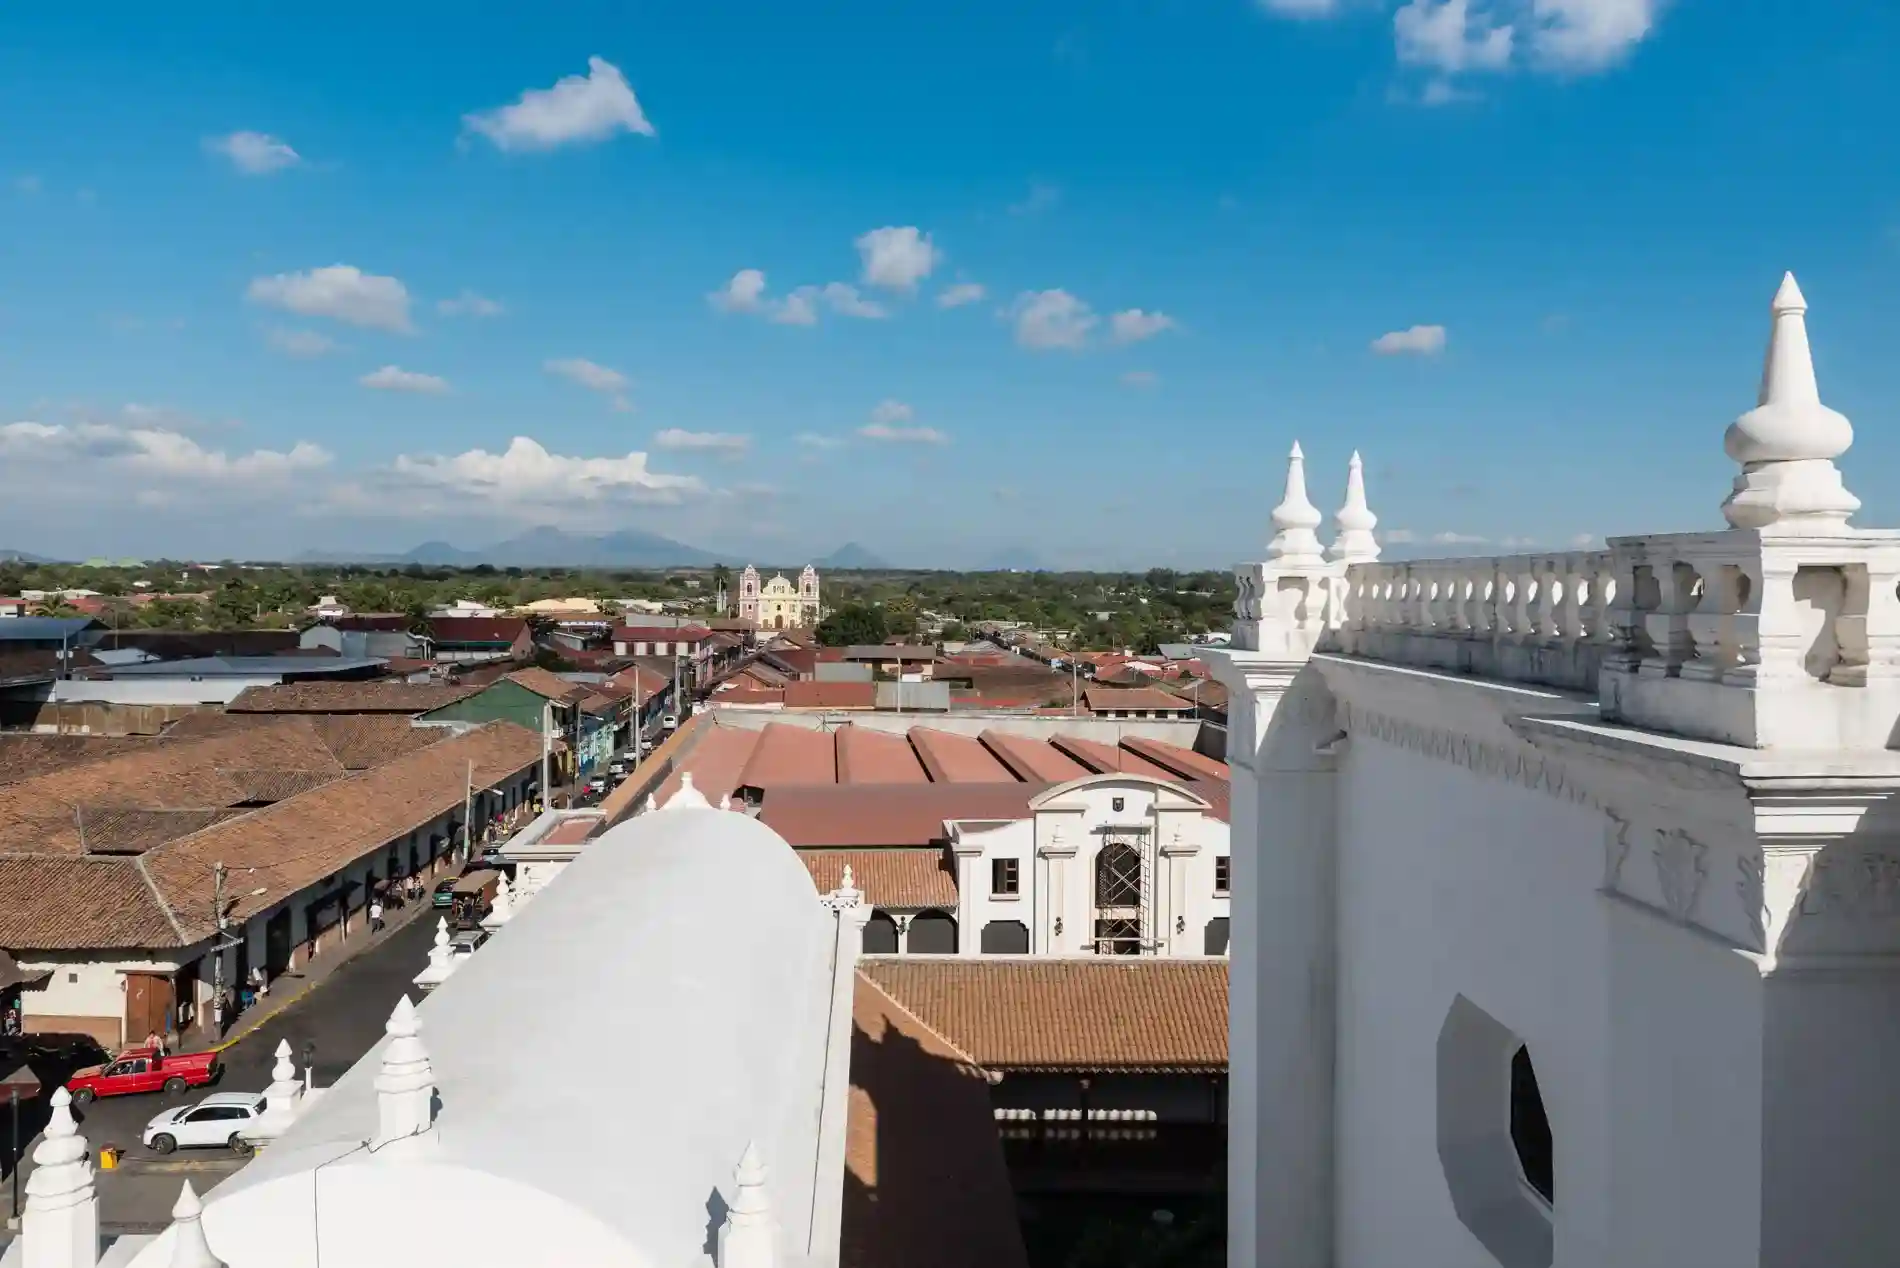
(142, 1092), (265, 1155)
(448, 929), (490, 959)
(67, 1046), (221, 1104)
(584, 776), (609, 796)
(661, 714), (679, 731)
(432, 877), (460, 908)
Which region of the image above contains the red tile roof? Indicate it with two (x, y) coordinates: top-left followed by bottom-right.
(738, 722), (838, 787)
(860, 958), (1229, 1073)
(428, 616), (528, 645)
(836, 726), (930, 784)
(760, 784), (1041, 847)
(712, 687), (787, 706)
(978, 729), (1091, 783)
(1121, 735), (1230, 781)
(502, 667), (588, 702)
(783, 681), (877, 710)
(1082, 686), (1199, 714)
(227, 681), (484, 713)
(1050, 733), (1182, 779)
(908, 729), (1014, 783)
(798, 848), (956, 907)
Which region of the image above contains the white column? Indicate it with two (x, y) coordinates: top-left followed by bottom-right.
(951, 838), (983, 958)
(372, 996), (436, 1154)
(21, 1088), (98, 1268)
(813, 876), (871, 1259)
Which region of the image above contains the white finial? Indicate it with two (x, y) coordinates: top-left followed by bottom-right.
(717, 1142), (776, 1268)
(271, 1038), (295, 1085)
(372, 996), (436, 1150)
(1269, 441), (1326, 564)
(432, 916), (450, 955)
(663, 771), (711, 810)
(1721, 272), (1859, 533)
(719, 793), (732, 811)
(643, 793), (657, 814)
(1330, 450), (1380, 563)
(166, 1181), (226, 1268)
(840, 863), (855, 891)
(23, 1086), (99, 1268)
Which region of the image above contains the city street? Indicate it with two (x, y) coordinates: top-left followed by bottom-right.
(4, 911), (440, 1236)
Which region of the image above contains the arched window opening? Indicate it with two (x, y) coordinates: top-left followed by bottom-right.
(1510, 1045), (1554, 1207)
(1093, 840), (1145, 955)
(907, 910), (958, 954)
(861, 910), (899, 954)
(980, 919), (1030, 954)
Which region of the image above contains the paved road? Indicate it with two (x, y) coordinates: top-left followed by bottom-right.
(5, 912), (441, 1234)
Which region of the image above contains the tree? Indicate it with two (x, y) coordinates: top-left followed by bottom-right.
(816, 603), (888, 647)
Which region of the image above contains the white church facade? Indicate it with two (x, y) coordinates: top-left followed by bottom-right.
(736, 565), (821, 630)
(1210, 274), (1900, 1268)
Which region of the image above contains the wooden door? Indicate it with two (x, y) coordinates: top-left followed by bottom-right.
(122, 972), (173, 1043)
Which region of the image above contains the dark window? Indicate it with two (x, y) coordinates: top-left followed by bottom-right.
(187, 1106), (246, 1123)
(980, 920), (1030, 954)
(907, 910), (958, 954)
(1094, 842), (1142, 909)
(1215, 856), (1231, 895)
(1510, 1045), (1554, 1206)
(861, 911), (899, 954)
(991, 858), (1019, 896)
(1203, 916), (1230, 955)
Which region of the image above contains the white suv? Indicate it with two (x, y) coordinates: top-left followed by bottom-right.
(143, 1092), (267, 1155)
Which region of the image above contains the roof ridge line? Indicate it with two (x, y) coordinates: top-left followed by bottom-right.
(852, 968), (988, 1074)
(135, 851), (194, 945)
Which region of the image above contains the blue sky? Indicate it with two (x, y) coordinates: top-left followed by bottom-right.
(2, 1), (1898, 568)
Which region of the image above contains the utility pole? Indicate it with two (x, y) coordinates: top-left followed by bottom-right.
(540, 700), (553, 814)
(211, 862), (227, 1038)
(462, 760), (474, 860)
(633, 671), (645, 771)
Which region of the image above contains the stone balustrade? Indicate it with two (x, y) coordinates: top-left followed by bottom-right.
(1328, 550), (1618, 693)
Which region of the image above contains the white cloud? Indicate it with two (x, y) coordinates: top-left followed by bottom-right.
(796, 433), (844, 449)
(389, 437), (702, 514)
(545, 357), (633, 411)
(246, 265), (414, 333)
(1568, 532), (1599, 547)
(816, 282), (886, 319)
(1109, 308), (1177, 344)
(773, 290), (819, 326)
(1395, 0), (1514, 73)
(1121, 370), (1160, 388)
(710, 269), (771, 315)
(1008, 182), (1061, 216)
(937, 282), (986, 308)
(1383, 529), (1420, 544)
(653, 428), (749, 457)
(0, 417), (330, 489)
(205, 131), (301, 174)
(360, 365), (450, 395)
(1254, 0), (1345, 14)
(437, 290), (505, 318)
(1431, 531), (1488, 544)
(463, 56), (655, 152)
(265, 327), (336, 358)
(1011, 289), (1097, 351)
(859, 400), (947, 444)
(1371, 324), (1448, 356)
(1530, 0), (1657, 70)
(855, 226), (941, 291)
(1256, 0), (1341, 15)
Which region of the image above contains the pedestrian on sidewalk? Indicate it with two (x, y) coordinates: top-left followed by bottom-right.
(249, 964), (269, 999)
(143, 1029), (165, 1056)
(369, 898), (385, 934)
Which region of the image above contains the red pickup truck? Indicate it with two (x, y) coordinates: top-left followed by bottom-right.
(66, 1046), (221, 1104)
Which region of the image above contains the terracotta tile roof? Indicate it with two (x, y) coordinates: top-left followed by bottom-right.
(67, 807), (246, 855)
(140, 721), (543, 940)
(978, 729), (1091, 783)
(737, 722), (837, 787)
(859, 958), (1229, 1072)
(1082, 686), (1198, 714)
(0, 735), (162, 787)
(227, 681), (483, 713)
(162, 711), (445, 770)
(908, 728), (1015, 783)
(761, 784), (1041, 847)
(711, 687), (786, 706)
(502, 667), (588, 702)
(783, 681), (877, 710)
(798, 848), (956, 907)
(639, 720), (760, 809)
(843, 973), (1029, 1268)
(1120, 735), (1230, 782)
(427, 616), (528, 645)
(0, 854), (179, 949)
(0, 720), (347, 855)
(835, 726), (929, 784)
(1050, 734), (1182, 779)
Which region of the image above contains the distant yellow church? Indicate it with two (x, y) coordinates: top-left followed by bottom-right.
(736, 564), (820, 630)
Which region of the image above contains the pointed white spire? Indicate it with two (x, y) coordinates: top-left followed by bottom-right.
(270, 1038), (296, 1086)
(255, 1037), (304, 1135)
(1721, 272), (1859, 533)
(719, 793), (732, 811)
(165, 1182), (226, 1268)
(431, 915), (451, 960)
(1269, 442), (1326, 565)
(663, 771), (711, 810)
(643, 793), (657, 814)
(482, 873), (515, 929)
(716, 1142), (776, 1268)
(22, 1086), (99, 1268)
(839, 863), (855, 892)
(1330, 450), (1380, 563)
(413, 917), (455, 992)
(372, 996), (436, 1151)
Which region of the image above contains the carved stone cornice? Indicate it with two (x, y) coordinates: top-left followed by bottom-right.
(1334, 700), (1600, 809)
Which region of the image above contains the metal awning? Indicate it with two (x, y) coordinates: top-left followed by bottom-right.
(0, 949), (50, 992)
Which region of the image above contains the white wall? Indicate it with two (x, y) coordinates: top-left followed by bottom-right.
(48, 678), (274, 706)
(713, 709), (1209, 746)
(1334, 730), (1770, 1268)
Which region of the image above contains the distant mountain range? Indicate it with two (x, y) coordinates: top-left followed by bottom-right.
(0, 549), (54, 564)
(815, 542), (890, 570)
(296, 526), (720, 568)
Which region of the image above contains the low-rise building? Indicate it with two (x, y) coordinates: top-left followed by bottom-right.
(425, 615), (532, 664)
